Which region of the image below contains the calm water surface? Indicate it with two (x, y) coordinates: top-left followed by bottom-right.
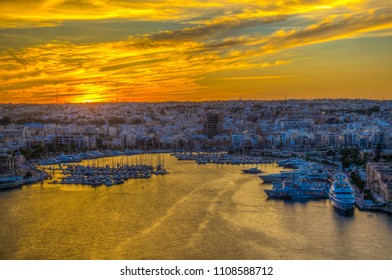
(0, 154), (391, 259)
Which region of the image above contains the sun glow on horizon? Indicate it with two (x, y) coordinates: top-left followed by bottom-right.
(72, 93), (108, 104)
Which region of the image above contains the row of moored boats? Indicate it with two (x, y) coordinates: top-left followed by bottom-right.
(173, 152), (275, 165)
(37, 150), (147, 165)
(251, 158), (356, 213)
(57, 164), (168, 187)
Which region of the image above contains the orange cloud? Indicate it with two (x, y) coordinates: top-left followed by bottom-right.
(218, 75), (292, 80)
(0, 1), (391, 102)
(0, 0), (369, 28)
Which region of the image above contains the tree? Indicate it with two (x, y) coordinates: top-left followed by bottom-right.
(20, 148), (32, 160)
(24, 171), (33, 179)
(108, 117), (125, 125)
(130, 118), (143, 125)
(374, 144), (382, 162)
(0, 116), (11, 125)
(350, 171), (366, 192)
(326, 149), (336, 157)
(341, 158), (350, 170)
(340, 147), (365, 168)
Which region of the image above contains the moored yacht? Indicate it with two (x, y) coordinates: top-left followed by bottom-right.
(329, 173), (355, 212)
(0, 176), (23, 190)
(264, 178), (329, 199)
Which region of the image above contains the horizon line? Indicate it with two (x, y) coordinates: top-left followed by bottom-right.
(1, 97), (391, 105)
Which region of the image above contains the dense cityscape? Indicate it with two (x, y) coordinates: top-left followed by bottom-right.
(1, 99), (392, 214)
(1, 99), (391, 153)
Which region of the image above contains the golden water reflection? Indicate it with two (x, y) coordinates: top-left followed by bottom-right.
(0, 154), (391, 259)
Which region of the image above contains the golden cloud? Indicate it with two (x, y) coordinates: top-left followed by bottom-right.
(0, 1), (391, 102)
(0, 0), (368, 28)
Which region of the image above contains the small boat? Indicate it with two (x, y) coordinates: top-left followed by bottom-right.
(113, 178), (124, 185)
(242, 167), (263, 174)
(104, 179), (114, 187)
(91, 180), (102, 187)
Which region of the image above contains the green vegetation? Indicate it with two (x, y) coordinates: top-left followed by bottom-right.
(20, 147), (44, 160)
(350, 171), (366, 192)
(108, 117), (126, 125)
(326, 149), (336, 156)
(15, 118), (60, 124)
(24, 171), (33, 179)
(363, 189), (374, 200)
(374, 143), (382, 162)
(0, 116), (11, 125)
(326, 105), (380, 116)
(130, 118), (143, 125)
(340, 147), (365, 170)
(349, 171), (374, 200)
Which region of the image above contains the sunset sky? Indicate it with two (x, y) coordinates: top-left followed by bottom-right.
(0, 0), (391, 103)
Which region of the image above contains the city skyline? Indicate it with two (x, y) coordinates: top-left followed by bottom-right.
(0, 0), (391, 103)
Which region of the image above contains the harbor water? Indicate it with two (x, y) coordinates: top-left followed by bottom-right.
(0, 154), (391, 259)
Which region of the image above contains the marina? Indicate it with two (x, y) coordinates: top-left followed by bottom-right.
(0, 154), (392, 260)
(58, 163), (167, 187)
(261, 158), (332, 200)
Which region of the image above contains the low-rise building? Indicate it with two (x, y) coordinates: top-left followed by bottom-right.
(366, 162), (392, 202)
(0, 154), (15, 175)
